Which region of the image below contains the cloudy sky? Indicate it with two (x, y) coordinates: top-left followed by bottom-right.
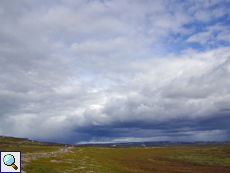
(0, 0), (230, 144)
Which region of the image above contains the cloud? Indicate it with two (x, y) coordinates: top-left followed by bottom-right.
(187, 23), (230, 46)
(0, 0), (230, 144)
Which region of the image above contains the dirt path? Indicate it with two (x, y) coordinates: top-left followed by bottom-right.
(21, 147), (68, 155)
(21, 147), (69, 172)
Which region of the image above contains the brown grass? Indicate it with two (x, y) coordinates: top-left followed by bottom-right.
(1, 136), (230, 172)
(21, 146), (230, 173)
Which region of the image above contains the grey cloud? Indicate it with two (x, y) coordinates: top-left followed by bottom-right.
(0, 0), (230, 144)
(162, 57), (230, 99)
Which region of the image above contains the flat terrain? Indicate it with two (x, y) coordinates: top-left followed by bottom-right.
(1, 136), (230, 172)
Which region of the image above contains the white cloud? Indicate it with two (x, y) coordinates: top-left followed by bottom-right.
(187, 23), (230, 45)
(187, 31), (212, 44)
(0, 0), (230, 143)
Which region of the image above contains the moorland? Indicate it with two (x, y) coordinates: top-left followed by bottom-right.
(1, 136), (230, 173)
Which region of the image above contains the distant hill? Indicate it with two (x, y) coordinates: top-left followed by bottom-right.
(0, 135), (65, 146)
(82, 140), (230, 148)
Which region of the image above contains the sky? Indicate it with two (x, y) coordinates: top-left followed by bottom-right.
(0, 0), (230, 144)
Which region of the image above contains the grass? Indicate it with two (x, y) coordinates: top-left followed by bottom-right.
(0, 144), (61, 154)
(168, 147), (230, 166)
(22, 146), (230, 173)
(0, 136), (64, 154)
(1, 136), (230, 172)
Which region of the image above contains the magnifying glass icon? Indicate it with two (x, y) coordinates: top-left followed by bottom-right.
(3, 154), (18, 170)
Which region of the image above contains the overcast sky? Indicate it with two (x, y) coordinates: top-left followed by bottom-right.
(0, 0), (230, 144)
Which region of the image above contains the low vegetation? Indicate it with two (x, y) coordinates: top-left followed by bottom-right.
(0, 136), (64, 154)
(1, 136), (230, 172)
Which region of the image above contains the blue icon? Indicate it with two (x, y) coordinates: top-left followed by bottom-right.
(3, 154), (18, 170)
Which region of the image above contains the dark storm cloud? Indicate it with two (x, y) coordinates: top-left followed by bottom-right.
(0, 0), (230, 144)
(72, 109), (230, 143)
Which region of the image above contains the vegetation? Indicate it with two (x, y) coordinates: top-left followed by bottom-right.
(1, 136), (230, 172)
(0, 136), (64, 154)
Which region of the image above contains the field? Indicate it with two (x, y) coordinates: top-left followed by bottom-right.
(1, 136), (230, 173)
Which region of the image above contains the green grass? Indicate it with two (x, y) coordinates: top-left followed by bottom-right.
(23, 159), (72, 173)
(168, 147), (230, 166)
(22, 146), (230, 173)
(0, 136), (64, 154)
(1, 136), (230, 172)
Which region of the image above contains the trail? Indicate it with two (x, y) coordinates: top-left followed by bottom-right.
(21, 148), (69, 173)
(21, 147), (68, 155)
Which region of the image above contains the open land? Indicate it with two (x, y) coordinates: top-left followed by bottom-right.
(1, 136), (230, 173)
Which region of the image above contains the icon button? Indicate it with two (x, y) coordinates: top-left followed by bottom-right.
(3, 154), (18, 170)
(1, 151), (21, 173)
